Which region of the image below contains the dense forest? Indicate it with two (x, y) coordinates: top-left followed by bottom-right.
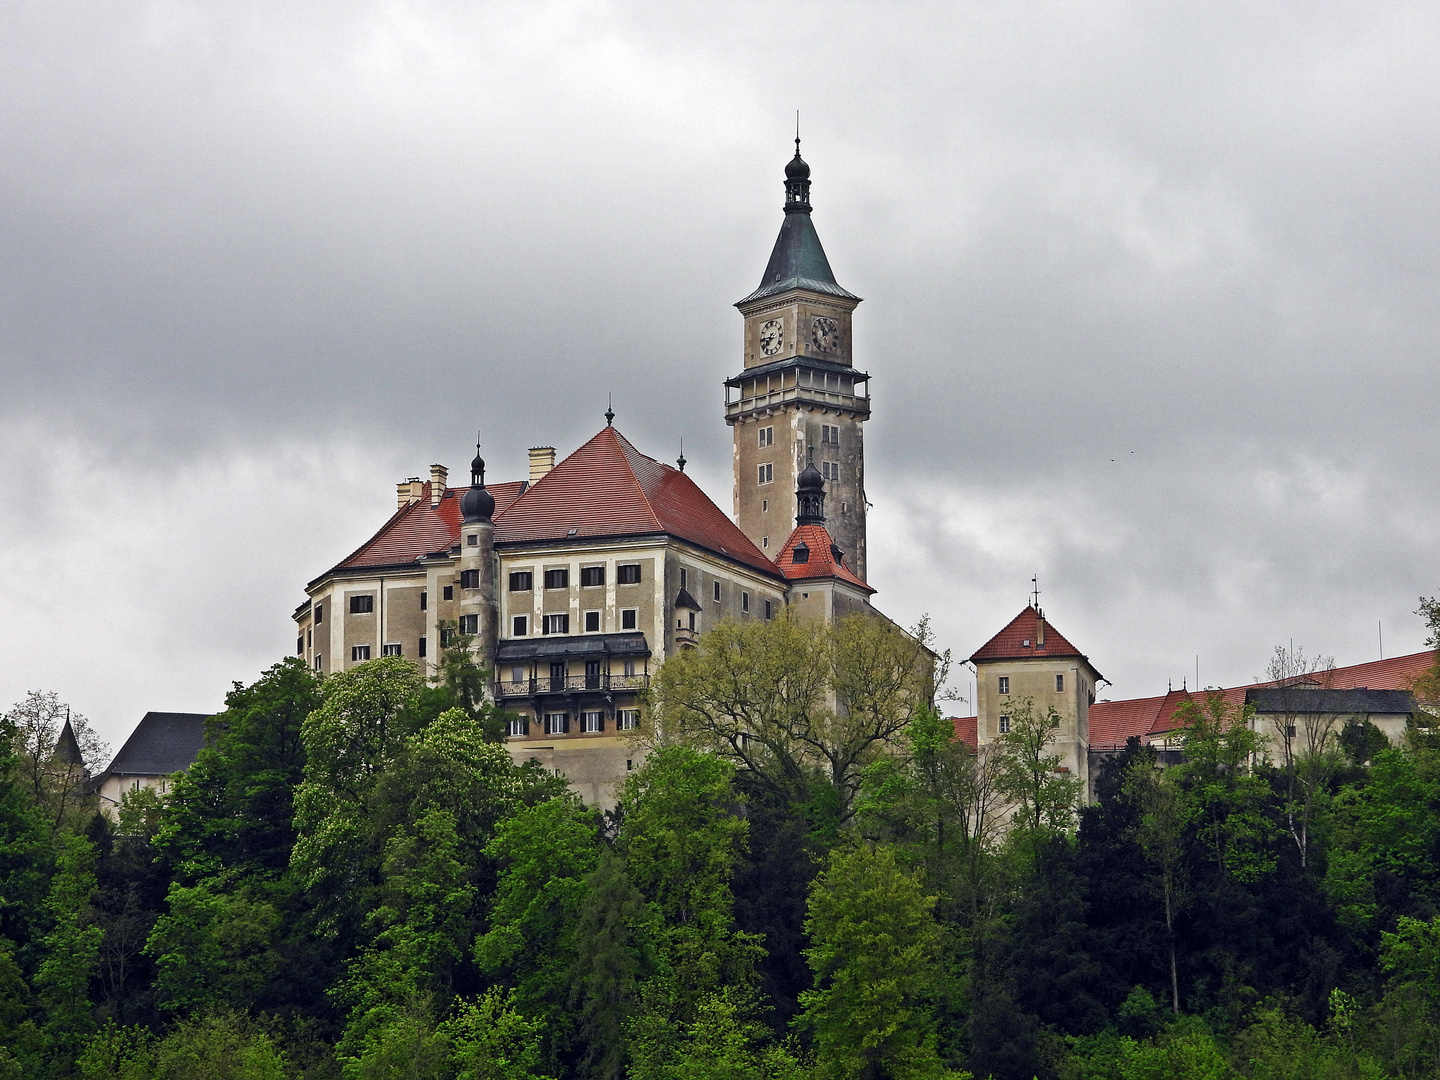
(5, 609), (1440, 1080)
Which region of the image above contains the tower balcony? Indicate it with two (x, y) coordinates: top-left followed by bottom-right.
(724, 357), (870, 425)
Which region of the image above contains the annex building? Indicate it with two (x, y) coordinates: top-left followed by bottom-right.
(293, 142), (885, 806)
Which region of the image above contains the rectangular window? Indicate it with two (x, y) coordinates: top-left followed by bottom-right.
(507, 715), (528, 737)
(315, 603), (323, 624)
(314, 655), (322, 671)
(998, 676), (1010, 694)
(351, 645), (371, 661)
(617, 709), (640, 731)
(460, 569), (480, 589)
(440, 627), (453, 646)
(443, 586), (453, 600)
(712, 580), (721, 603)
(741, 591), (749, 613)
(1055, 674), (1065, 693)
(621, 608), (638, 630)
(680, 568), (688, 591)
(307, 629), (312, 648)
(999, 715), (1010, 734)
(586, 660), (601, 689)
(623, 659), (637, 677)
(581, 710), (604, 733)
(584, 610), (601, 632)
(759, 426), (774, 447)
(383, 643), (402, 657)
(544, 568), (569, 590)
(420, 591), (427, 611)
(757, 463), (773, 485)
(549, 662), (566, 690)
(821, 461), (840, 482)
(543, 613), (570, 635)
(617, 563), (642, 584)
(509, 571), (533, 592)
(511, 666), (526, 683)
(418, 636), (427, 658)
(467, 534), (478, 546)
(513, 615), (528, 637)
(822, 423), (839, 446)
(459, 614), (479, 635)
(763, 599), (773, 620)
(297, 636), (304, 656)
(544, 712), (568, 735)
(350, 594), (374, 614)
(580, 566), (605, 587)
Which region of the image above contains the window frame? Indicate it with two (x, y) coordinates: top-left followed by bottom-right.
(584, 610), (601, 633)
(581, 710), (604, 733)
(621, 608), (638, 630)
(617, 709), (640, 731)
(1055, 674), (1065, 693)
(509, 571), (533, 592)
(617, 563), (642, 585)
(757, 462), (773, 485)
(459, 614), (479, 635)
(544, 711), (568, 735)
(512, 615), (528, 637)
(580, 566), (605, 588)
(349, 594), (374, 615)
(544, 568), (570, 590)
(542, 613), (570, 635)
(998, 676), (1010, 695)
(351, 644), (371, 662)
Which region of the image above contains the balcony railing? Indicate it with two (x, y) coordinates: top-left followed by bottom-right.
(724, 383), (870, 422)
(494, 673), (650, 698)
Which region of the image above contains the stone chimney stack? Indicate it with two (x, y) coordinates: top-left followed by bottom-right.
(429, 464), (448, 506)
(528, 447), (556, 484)
(396, 477), (424, 509)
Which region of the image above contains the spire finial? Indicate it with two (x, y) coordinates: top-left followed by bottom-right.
(1030, 575), (1041, 611)
(795, 110), (801, 156)
(677, 438), (686, 473)
(605, 393), (614, 427)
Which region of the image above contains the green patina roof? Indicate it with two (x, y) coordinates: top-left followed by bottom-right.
(736, 189), (859, 306)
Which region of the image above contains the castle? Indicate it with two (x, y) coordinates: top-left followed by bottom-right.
(292, 141), (884, 806)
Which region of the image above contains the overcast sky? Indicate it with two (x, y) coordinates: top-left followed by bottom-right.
(3, 0), (1438, 749)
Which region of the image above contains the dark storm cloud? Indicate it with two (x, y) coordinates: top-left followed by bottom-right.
(2, 0), (1438, 740)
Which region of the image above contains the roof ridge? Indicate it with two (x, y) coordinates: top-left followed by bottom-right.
(606, 427), (668, 535)
(314, 488), (429, 586)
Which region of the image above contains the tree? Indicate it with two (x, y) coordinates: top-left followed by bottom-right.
(1124, 754), (1187, 1014)
(651, 613), (943, 822)
(1258, 643), (1341, 868)
(444, 986), (554, 1080)
(993, 697), (1082, 833)
(4, 691), (107, 834)
(34, 832), (104, 1065)
(797, 844), (951, 1080)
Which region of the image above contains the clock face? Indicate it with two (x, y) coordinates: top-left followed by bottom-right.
(811, 316), (839, 353)
(759, 318), (784, 356)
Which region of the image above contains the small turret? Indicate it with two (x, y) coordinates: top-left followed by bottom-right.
(458, 438), (498, 683)
(460, 447), (495, 523)
(796, 447), (825, 526)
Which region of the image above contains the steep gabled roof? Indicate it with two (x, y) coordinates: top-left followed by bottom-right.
(101, 712), (210, 777)
(773, 523), (873, 593)
(969, 606), (1100, 679)
(737, 211), (860, 306)
(493, 427), (782, 578)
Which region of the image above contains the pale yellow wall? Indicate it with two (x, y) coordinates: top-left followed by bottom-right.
(974, 656), (1101, 795)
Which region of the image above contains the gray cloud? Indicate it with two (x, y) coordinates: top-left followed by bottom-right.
(2, 1), (1438, 742)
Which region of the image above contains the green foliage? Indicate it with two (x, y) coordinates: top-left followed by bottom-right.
(443, 986), (554, 1080)
(146, 879), (283, 1014)
(35, 831), (103, 1056)
(993, 696), (1082, 833)
(798, 843), (950, 1080)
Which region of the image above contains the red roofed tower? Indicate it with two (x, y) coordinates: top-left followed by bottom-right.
(970, 605), (1105, 799)
(774, 453), (874, 623)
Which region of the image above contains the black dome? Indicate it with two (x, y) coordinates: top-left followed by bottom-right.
(461, 484), (494, 523)
(785, 153), (811, 180)
(797, 459), (824, 492)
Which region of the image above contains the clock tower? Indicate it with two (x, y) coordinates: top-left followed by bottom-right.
(727, 141), (870, 579)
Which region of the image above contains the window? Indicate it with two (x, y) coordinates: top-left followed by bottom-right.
(350, 595), (374, 614)
(581, 566), (605, 587)
(544, 568), (569, 590)
(509, 571), (533, 592)
(680, 568), (688, 591)
(586, 660), (601, 688)
(998, 676), (1010, 694)
(513, 615), (528, 636)
(443, 586), (453, 601)
(584, 611), (601, 632)
(307, 629), (312, 647)
(687, 612), (696, 631)
(617, 563), (641, 584)
(383, 643), (402, 657)
(315, 603), (323, 623)
(623, 659), (637, 677)
(617, 709), (640, 731)
(511, 666), (526, 683)
(544, 712), (568, 735)
(712, 580), (721, 602)
(741, 591), (750, 613)
(440, 627), (453, 646)
(420, 591), (427, 611)
(543, 613), (569, 635)
(759, 426), (774, 447)
(296, 636), (304, 656)
(757, 463), (773, 485)
(762, 537), (768, 548)
(467, 534), (477, 546)
(418, 636), (427, 658)
(460, 569), (480, 589)
(459, 614), (479, 635)
(999, 715), (1010, 734)
(314, 655), (322, 671)
(581, 710), (604, 733)
(507, 715), (528, 737)
(821, 461), (840, 482)
(762, 499), (768, 512)
(549, 662), (566, 690)
(621, 608), (637, 630)
(792, 543), (809, 564)
(351, 645), (371, 661)
(1055, 674), (1064, 693)
(763, 599), (773, 620)
(822, 423), (839, 446)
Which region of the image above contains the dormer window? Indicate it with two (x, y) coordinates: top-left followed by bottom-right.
(792, 543), (809, 564)
(1021, 639), (1031, 648)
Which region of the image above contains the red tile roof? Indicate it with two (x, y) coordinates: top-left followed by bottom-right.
(323, 427), (781, 581)
(1087, 649), (1438, 748)
(952, 716), (978, 749)
(969, 606), (1101, 680)
(773, 523), (874, 593)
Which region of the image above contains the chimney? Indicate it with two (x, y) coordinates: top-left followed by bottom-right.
(528, 447), (556, 483)
(396, 477), (424, 509)
(430, 464), (448, 506)
(1036, 611), (1046, 647)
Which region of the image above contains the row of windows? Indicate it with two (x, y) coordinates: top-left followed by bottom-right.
(757, 461), (841, 485)
(996, 674), (1066, 695)
(509, 608), (641, 637)
(509, 659), (640, 683)
(757, 424), (841, 448)
(347, 639), (428, 662)
(678, 568), (767, 617)
(510, 709), (641, 737)
(508, 564), (643, 592)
